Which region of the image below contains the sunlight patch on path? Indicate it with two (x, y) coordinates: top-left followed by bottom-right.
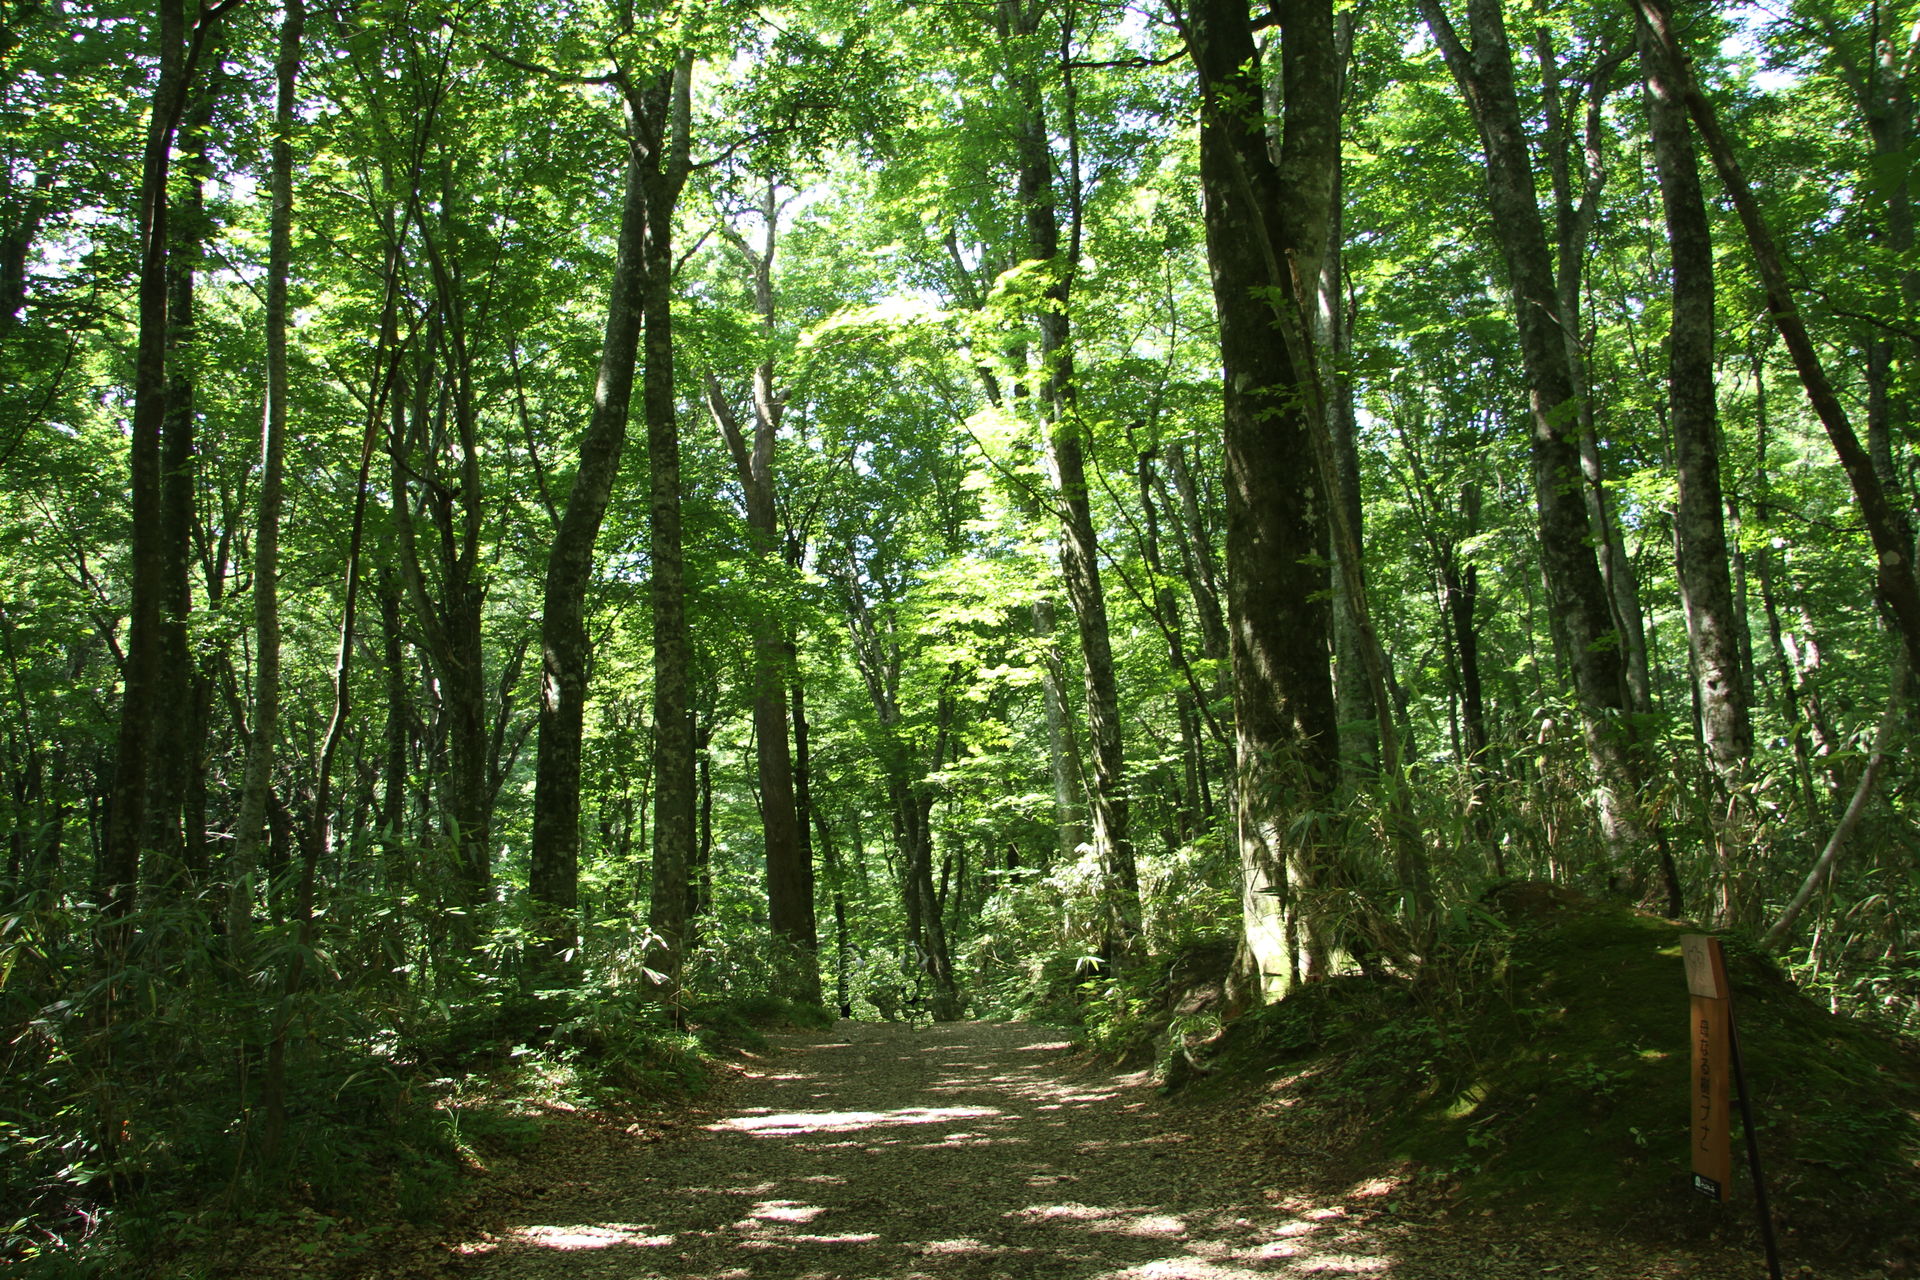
(714, 1104), (1001, 1135)
(744, 1199), (825, 1223)
(502, 1222), (674, 1250)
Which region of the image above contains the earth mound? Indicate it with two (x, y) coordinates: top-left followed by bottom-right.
(1191, 885), (1920, 1271)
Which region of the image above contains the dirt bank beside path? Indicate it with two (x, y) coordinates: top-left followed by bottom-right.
(437, 1020), (1832, 1280)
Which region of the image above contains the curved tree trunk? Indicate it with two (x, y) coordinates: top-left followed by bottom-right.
(528, 94), (651, 976)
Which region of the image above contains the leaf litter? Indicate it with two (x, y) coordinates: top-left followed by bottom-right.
(296, 1020), (1888, 1280)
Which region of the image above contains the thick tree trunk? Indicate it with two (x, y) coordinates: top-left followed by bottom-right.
(1636, 4), (1752, 787)
(104, 0), (199, 919)
(147, 65), (217, 892)
(1183, 0), (1343, 997)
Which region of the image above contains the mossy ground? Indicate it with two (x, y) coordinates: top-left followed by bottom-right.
(1197, 886), (1920, 1269)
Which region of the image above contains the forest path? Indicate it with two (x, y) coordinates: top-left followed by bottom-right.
(443, 1020), (1747, 1280)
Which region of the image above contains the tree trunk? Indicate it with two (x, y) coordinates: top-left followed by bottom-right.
(639, 56), (697, 1001)
(1183, 0), (1343, 998)
(1006, 3), (1141, 946)
(1636, 2), (1752, 788)
(104, 0), (226, 919)
(1423, 0), (1650, 889)
(231, 0), (300, 941)
(795, 674), (848, 1014)
(1134, 445), (1204, 840)
(1633, 0), (1920, 673)
(705, 184), (817, 1001)
(1031, 599), (1087, 866)
(147, 61), (217, 893)
(528, 87), (652, 975)
(389, 306), (493, 921)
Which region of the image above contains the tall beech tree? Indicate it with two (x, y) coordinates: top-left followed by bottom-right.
(1005, 0), (1142, 949)
(102, 0), (240, 920)
(231, 0), (302, 940)
(1634, 0), (1752, 791)
(527, 49), (694, 981)
(705, 182), (819, 1002)
(637, 53), (698, 996)
(1180, 0), (1344, 994)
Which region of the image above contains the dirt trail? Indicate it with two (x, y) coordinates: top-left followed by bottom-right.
(444, 1021), (1773, 1280)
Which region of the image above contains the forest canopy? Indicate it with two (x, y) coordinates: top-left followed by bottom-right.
(2, 0), (1918, 1265)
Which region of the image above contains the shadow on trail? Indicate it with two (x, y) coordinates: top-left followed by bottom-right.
(453, 1022), (1396, 1280)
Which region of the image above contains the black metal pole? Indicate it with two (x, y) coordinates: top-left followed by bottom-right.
(1726, 1002), (1784, 1280)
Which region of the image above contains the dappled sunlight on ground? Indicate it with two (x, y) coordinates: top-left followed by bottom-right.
(715, 1104), (1003, 1135)
(495, 1222), (677, 1250)
(456, 1021), (1415, 1280)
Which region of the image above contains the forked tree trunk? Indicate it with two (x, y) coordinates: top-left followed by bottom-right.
(1183, 0), (1344, 997)
(528, 90), (652, 976)
(105, 0), (233, 920)
(706, 183), (818, 1003)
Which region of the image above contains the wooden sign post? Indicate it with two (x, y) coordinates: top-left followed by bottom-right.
(1682, 934), (1783, 1280)
(1682, 934), (1732, 1201)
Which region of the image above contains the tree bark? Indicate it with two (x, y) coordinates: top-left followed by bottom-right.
(1134, 445), (1204, 840)
(527, 87), (653, 975)
(1632, 0), (1920, 673)
(1635, 1), (1752, 786)
(639, 55), (697, 1000)
(706, 183), (818, 1002)
(1182, 0), (1343, 997)
(147, 58), (218, 893)
(103, 0), (233, 920)
(390, 299), (493, 921)
(1423, 0), (1650, 887)
(1031, 599), (1088, 866)
(231, 0), (299, 941)
(1007, 0), (1141, 946)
